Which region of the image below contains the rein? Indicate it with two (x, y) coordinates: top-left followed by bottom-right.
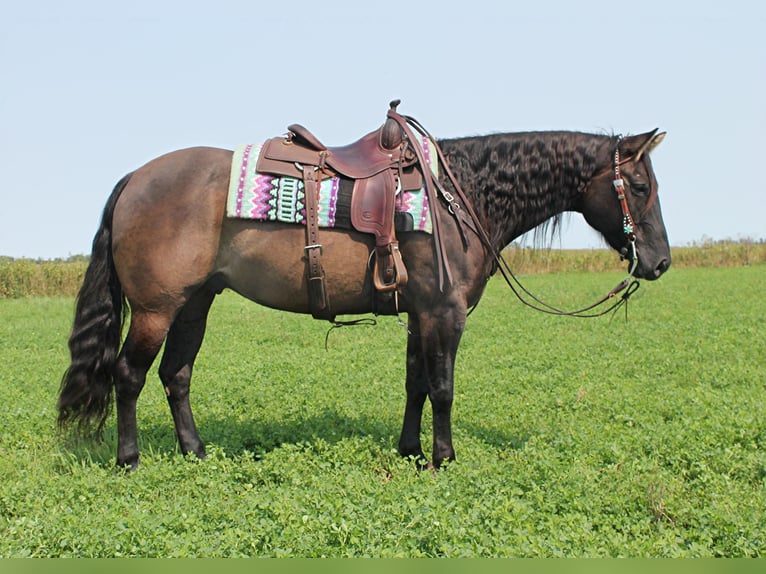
(489, 252), (640, 319)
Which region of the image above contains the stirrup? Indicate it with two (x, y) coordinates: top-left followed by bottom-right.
(373, 243), (408, 292)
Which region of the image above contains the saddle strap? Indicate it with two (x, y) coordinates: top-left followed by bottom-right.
(385, 110), (453, 291)
(302, 166), (334, 320)
(387, 109), (491, 293)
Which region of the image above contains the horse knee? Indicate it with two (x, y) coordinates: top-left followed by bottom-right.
(429, 384), (454, 411)
(159, 365), (192, 398)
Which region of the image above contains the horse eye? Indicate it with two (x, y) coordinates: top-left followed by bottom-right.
(631, 182), (650, 196)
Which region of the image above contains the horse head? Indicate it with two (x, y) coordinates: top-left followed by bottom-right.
(581, 130), (671, 280)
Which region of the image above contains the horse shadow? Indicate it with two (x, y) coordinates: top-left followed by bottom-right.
(193, 408), (398, 459)
(57, 408), (531, 469)
(155, 409), (530, 460)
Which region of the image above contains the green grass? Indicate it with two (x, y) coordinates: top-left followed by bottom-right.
(0, 266), (764, 557)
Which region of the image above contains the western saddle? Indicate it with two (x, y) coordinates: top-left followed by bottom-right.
(255, 100), (465, 321)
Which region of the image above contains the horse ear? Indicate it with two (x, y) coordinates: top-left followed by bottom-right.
(631, 129), (666, 161)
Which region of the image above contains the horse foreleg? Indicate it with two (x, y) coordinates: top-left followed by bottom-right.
(425, 308), (465, 468)
(399, 309), (465, 469)
(398, 314), (429, 466)
(114, 312), (171, 470)
(158, 288), (216, 460)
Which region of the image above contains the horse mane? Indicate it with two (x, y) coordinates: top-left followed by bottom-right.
(438, 131), (615, 249)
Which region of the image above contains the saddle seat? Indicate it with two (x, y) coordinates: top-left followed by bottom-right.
(286, 112), (406, 179)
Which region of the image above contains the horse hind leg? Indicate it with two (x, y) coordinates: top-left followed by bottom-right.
(114, 310), (173, 470)
(157, 288), (216, 460)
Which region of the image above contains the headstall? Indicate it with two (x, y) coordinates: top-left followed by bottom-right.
(612, 136), (639, 278)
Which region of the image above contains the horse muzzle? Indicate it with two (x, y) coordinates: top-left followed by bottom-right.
(629, 251), (671, 280)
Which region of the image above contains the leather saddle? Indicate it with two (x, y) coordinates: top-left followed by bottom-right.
(255, 100), (422, 320)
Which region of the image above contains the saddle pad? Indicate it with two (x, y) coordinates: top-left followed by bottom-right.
(226, 137), (438, 234)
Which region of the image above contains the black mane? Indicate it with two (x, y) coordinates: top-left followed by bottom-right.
(438, 131), (616, 250)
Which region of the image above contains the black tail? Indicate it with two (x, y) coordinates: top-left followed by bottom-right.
(57, 173), (133, 437)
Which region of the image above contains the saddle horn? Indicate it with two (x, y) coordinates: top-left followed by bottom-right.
(380, 99), (404, 150)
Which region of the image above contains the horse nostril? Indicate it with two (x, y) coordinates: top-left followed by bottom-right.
(654, 258), (670, 277)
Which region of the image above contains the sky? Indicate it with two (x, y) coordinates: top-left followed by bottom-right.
(1, 0), (764, 259)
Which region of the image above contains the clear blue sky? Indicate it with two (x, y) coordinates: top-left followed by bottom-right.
(1, 0), (763, 259)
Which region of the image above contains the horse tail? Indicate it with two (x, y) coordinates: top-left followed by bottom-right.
(57, 172), (132, 437)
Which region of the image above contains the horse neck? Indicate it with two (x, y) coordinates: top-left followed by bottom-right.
(440, 131), (612, 251)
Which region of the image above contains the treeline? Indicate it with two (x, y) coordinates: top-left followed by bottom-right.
(0, 256), (90, 298)
(1, 239), (764, 299)
(502, 237), (766, 274)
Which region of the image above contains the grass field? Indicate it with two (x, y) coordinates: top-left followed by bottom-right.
(0, 265), (764, 557)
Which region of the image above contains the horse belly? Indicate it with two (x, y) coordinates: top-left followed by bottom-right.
(219, 223), (377, 315)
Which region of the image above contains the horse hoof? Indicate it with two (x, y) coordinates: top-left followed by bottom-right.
(116, 457), (139, 473)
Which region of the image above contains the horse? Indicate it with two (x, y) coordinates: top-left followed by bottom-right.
(57, 116), (670, 471)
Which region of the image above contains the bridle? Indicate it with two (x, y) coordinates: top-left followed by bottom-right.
(613, 136), (640, 279)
